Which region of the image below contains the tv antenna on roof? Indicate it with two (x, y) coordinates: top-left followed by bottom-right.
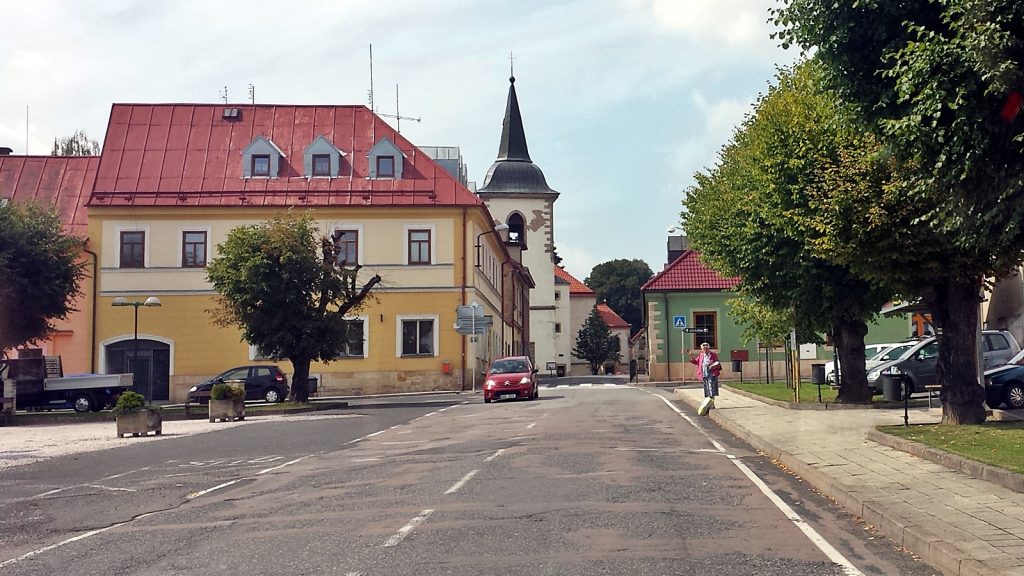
(248, 84), (255, 105)
(377, 83), (421, 133)
(219, 85), (228, 104)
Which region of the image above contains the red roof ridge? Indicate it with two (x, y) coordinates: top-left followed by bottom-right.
(595, 303), (630, 328)
(641, 250), (739, 292)
(554, 265), (594, 295)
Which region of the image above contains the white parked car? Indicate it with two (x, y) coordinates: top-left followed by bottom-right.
(824, 342), (902, 384)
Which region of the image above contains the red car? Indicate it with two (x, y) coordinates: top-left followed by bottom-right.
(483, 356), (539, 403)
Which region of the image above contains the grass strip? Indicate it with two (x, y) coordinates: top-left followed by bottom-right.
(879, 422), (1024, 475)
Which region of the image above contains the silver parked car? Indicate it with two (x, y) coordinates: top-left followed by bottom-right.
(868, 330), (1020, 395)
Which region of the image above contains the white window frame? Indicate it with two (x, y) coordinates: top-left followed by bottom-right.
(178, 225), (213, 268)
(396, 314), (439, 358)
(403, 223), (436, 265)
(333, 315), (369, 359)
(115, 224), (151, 268)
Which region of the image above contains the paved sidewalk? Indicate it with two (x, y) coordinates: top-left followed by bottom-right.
(673, 386), (1024, 576)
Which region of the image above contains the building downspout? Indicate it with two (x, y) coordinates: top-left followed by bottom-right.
(460, 207), (468, 392)
(84, 246), (98, 373)
(663, 293), (670, 382)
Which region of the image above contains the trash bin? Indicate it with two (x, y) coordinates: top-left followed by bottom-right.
(731, 359), (742, 373)
(811, 363), (826, 384)
(881, 375), (901, 401)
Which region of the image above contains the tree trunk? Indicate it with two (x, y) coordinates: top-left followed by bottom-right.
(290, 356), (312, 403)
(930, 277), (986, 425)
(835, 318), (872, 403)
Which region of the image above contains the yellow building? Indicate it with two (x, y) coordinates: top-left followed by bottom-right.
(86, 104), (528, 402)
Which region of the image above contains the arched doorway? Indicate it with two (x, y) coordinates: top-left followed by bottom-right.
(105, 339), (171, 402)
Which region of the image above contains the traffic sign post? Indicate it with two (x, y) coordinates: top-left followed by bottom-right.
(673, 316), (687, 329)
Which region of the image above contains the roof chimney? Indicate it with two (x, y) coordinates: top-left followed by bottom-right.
(0, 147), (13, 156)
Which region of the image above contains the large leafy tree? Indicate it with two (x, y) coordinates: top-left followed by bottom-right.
(774, 0), (1024, 423)
(0, 200), (87, 353)
(683, 61), (895, 402)
(51, 130), (100, 156)
(207, 212), (381, 402)
(585, 259), (653, 335)
(572, 308), (617, 375)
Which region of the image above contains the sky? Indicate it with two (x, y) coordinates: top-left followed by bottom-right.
(0, 0), (798, 283)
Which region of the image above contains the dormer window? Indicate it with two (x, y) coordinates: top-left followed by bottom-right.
(252, 155), (271, 177)
(367, 137), (405, 179)
(304, 135), (345, 178)
(242, 136), (284, 179)
(376, 156), (395, 178)
(312, 154), (331, 176)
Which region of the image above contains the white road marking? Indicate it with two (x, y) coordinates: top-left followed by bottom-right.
(84, 484), (136, 492)
(257, 455), (310, 475)
(526, 422), (537, 429)
(187, 479), (242, 500)
(614, 447), (660, 451)
(0, 521), (127, 568)
(383, 509), (434, 547)
(484, 448), (506, 462)
(352, 458), (381, 462)
(366, 430), (385, 437)
(381, 440), (429, 445)
(580, 383), (593, 387)
(445, 469), (479, 494)
(648, 391), (863, 576)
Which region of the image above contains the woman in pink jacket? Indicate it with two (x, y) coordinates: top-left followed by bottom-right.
(690, 342), (722, 408)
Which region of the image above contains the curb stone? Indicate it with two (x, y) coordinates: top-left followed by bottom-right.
(866, 428), (1024, 494)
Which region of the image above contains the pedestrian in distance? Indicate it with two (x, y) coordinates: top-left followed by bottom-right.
(691, 343), (721, 414)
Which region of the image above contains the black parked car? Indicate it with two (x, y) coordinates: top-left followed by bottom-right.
(187, 365), (289, 404)
(985, 349), (1024, 409)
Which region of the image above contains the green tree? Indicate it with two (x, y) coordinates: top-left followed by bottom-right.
(683, 61), (895, 403)
(585, 259), (653, 335)
(0, 200), (87, 353)
(51, 130), (100, 156)
(207, 212), (381, 402)
(773, 0), (1024, 423)
(572, 308), (617, 375)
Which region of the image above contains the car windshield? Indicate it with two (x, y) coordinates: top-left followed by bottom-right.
(490, 359), (528, 374)
(870, 344), (913, 362)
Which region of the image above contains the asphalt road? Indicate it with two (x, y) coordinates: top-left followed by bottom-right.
(0, 387), (937, 575)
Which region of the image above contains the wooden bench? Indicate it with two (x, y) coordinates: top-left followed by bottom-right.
(925, 384), (941, 408)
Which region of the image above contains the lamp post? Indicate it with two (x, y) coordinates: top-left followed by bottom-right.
(112, 296), (162, 401)
(475, 223), (510, 268)
(472, 224), (509, 391)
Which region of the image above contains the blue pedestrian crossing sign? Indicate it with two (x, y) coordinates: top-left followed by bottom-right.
(673, 315), (686, 329)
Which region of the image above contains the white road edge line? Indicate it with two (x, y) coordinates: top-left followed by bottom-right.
(0, 521), (128, 569)
(649, 391), (863, 576)
(445, 469), (479, 494)
(484, 448), (505, 462)
(383, 509), (434, 547)
(526, 422), (537, 429)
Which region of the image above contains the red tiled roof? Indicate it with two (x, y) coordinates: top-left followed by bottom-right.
(87, 104), (482, 208)
(554, 265), (594, 295)
(0, 155), (99, 234)
(596, 303), (630, 328)
(641, 250), (739, 291)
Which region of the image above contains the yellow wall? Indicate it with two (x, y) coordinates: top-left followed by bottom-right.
(89, 205), (514, 401)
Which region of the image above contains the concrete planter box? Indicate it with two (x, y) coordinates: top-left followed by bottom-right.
(209, 398), (245, 422)
(116, 408), (162, 437)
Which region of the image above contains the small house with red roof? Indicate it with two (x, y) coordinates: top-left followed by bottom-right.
(595, 303), (632, 373)
(554, 264), (596, 375)
(0, 153), (99, 374)
(641, 248), (744, 382)
(79, 102), (528, 402)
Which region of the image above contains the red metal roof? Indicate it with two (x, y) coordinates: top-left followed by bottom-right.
(596, 303), (630, 328)
(87, 104), (483, 208)
(554, 265), (594, 295)
(0, 155), (99, 234)
(641, 250), (739, 291)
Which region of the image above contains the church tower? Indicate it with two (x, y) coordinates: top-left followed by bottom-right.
(477, 74), (560, 366)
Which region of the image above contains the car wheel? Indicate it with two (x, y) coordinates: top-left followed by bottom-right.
(484, 396), (492, 403)
(264, 388), (283, 403)
(72, 394), (94, 413)
(532, 386), (538, 400)
(1004, 382), (1024, 409)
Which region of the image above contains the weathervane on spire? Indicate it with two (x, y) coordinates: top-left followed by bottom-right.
(508, 51), (515, 83)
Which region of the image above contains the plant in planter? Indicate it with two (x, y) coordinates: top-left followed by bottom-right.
(113, 391), (162, 438)
(209, 382), (246, 422)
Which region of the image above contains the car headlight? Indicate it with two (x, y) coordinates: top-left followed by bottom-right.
(519, 377), (531, 385)
(867, 371), (880, 382)
(189, 386), (198, 392)
(485, 380), (496, 388)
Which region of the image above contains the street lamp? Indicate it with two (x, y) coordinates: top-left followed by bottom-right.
(112, 296), (162, 401)
(475, 223), (510, 268)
